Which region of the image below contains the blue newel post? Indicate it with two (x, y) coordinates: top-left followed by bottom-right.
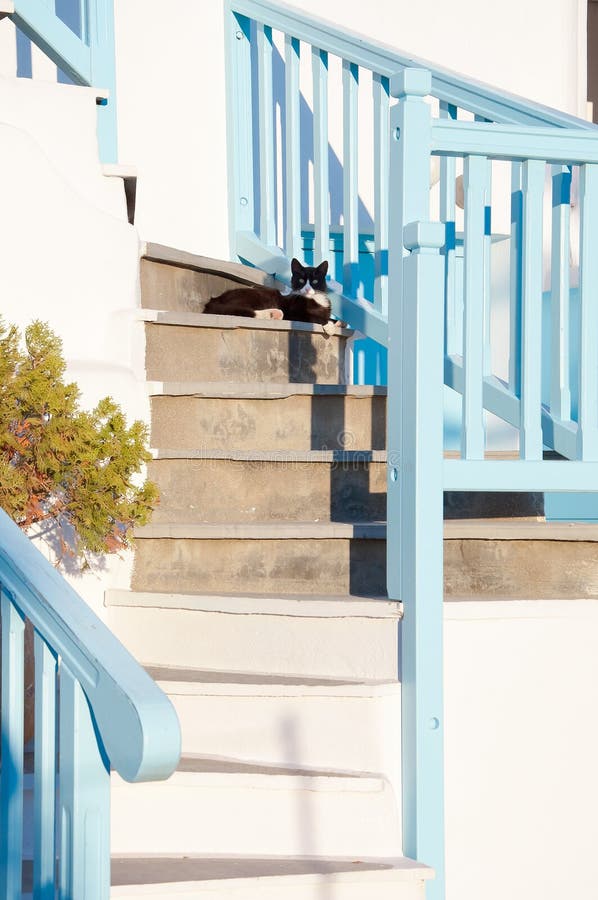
(387, 68), (446, 900)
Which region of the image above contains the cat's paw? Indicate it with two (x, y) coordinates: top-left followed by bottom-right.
(254, 308), (284, 320)
(323, 321), (337, 336)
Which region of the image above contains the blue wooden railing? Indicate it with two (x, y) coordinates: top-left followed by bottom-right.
(0, 508), (181, 898)
(6, 0), (117, 162)
(225, 2), (598, 898)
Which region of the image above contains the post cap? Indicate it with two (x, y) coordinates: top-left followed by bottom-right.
(403, 221), (446, 251)
(390, 68), (432, 99)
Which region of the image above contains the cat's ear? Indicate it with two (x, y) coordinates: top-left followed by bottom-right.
(291, 258), (303, 275)
(316, 260), (329, 277)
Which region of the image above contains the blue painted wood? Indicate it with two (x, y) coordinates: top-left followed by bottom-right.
(462, 154), (487, 459)
(89, 0), (118, 163)
(509, 161), (523, 397)
(439, 102), (458, 357)
(481, 155), (492, 377)
(230, 0), (594, 129)
(342, 59), (359, 296)
(577, 163), (598, 460)
(444, 459), (598, 491)
(388, 67), (445, 900)
(520, 159), (544, 459)
(226, 12), (255, 239)
(432, 119), (598, 163)
(13, 0), (91, 83)
(312, 47), (330, 266)
(373, 73), (389, 315)
(397, 219), (446, 900)
(0, 508), (181, 783)
(33, 631), (57, 900)
(257, 24), (276, 247)
(0, 590), (25, 900)
(284, 34), (301, 259)
(59, 664), (110, 900)
(550, 165), (572, 421)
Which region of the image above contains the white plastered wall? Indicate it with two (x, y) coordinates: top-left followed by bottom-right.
(0, 73), (145, 616)
(444, 599), (598, 900)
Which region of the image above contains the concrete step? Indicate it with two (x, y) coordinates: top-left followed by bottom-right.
(110, 759), (400, 857)
(147, 451), (387, 524)
(148, 383), (386, 452)
(147, 666), (401, 778)
(148, 449), (544, 525)
(131, 519), (598, 599)
(141, 244), (284, 313)
(142, 311), (350, 384)
(104, 591), (400, 681)
(110, 856), (432, 899)
(131, 522), (387, 595)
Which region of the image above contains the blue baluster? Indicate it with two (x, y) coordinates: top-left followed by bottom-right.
(33, 631), (57, 900)
(439, 102), (457, 357)
(373, 72), (390, 316)
(257, 23), (276, 247)
(226, 12), (255, 242)
(59, 665), (110, 900)
(0, 590), (25, 900)
(342, 59), (359, 296)
(462, 154), (487, 459)
(284, 34), (301, 259)
(312, 47), (329, 266)
(578, 162), (598, 460)
(550, 165), (572, 423)
(520, 158), (544, 459)
(89, 0), (118, 163)
(509, 161), (523, 397)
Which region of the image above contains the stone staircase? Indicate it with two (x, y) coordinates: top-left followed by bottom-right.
(104, 243), (598, 897)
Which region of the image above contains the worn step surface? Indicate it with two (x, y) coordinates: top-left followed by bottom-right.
(141, 244), (282, 312)
(104, 591), (400, 681)
(143, 311), (350, 384)
(110, 856), (432, 899)
(131, 522), (386, 595)
(131, 519), (598, 599)
(148, 665), (401, 777)
(149, 449), (544, 525)
(149, 383), (386, 452)
(111, 759), (400, 857)
(148, 451), (387, 524)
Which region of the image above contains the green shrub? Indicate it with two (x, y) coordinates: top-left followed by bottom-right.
(0, 318), (158, 565)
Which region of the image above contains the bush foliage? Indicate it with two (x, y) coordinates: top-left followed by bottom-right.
(0, 318), (158, 564)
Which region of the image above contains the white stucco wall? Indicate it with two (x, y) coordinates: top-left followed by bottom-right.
(445, 599), (598, 900)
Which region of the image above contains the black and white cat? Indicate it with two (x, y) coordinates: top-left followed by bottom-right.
(203, 259), (332, 326)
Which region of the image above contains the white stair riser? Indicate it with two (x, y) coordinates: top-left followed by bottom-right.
(110, 878), (427, 900)
(167, 691), (400, 779)
(111, 775), (400, 857)
(106, 607), (398, 680)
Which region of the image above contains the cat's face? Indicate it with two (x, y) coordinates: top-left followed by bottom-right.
(290, 258), (329, 295)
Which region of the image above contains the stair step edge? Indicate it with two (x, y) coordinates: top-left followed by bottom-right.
(148, 668), (400, 697)
(147, 382), (387, 398)
(140, 308), (353, 336)
(105, 590), (399, 617)
(109, 855), (434, 894)
(133, 519), (598, 541)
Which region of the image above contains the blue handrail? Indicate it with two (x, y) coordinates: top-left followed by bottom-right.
(0, 507), (181, 897)
(9, 0), (117, 162)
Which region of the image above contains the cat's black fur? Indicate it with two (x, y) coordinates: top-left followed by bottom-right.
(203, 259), (331, 325)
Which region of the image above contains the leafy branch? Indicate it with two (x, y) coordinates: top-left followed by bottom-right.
(0, 319), (158, 565)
